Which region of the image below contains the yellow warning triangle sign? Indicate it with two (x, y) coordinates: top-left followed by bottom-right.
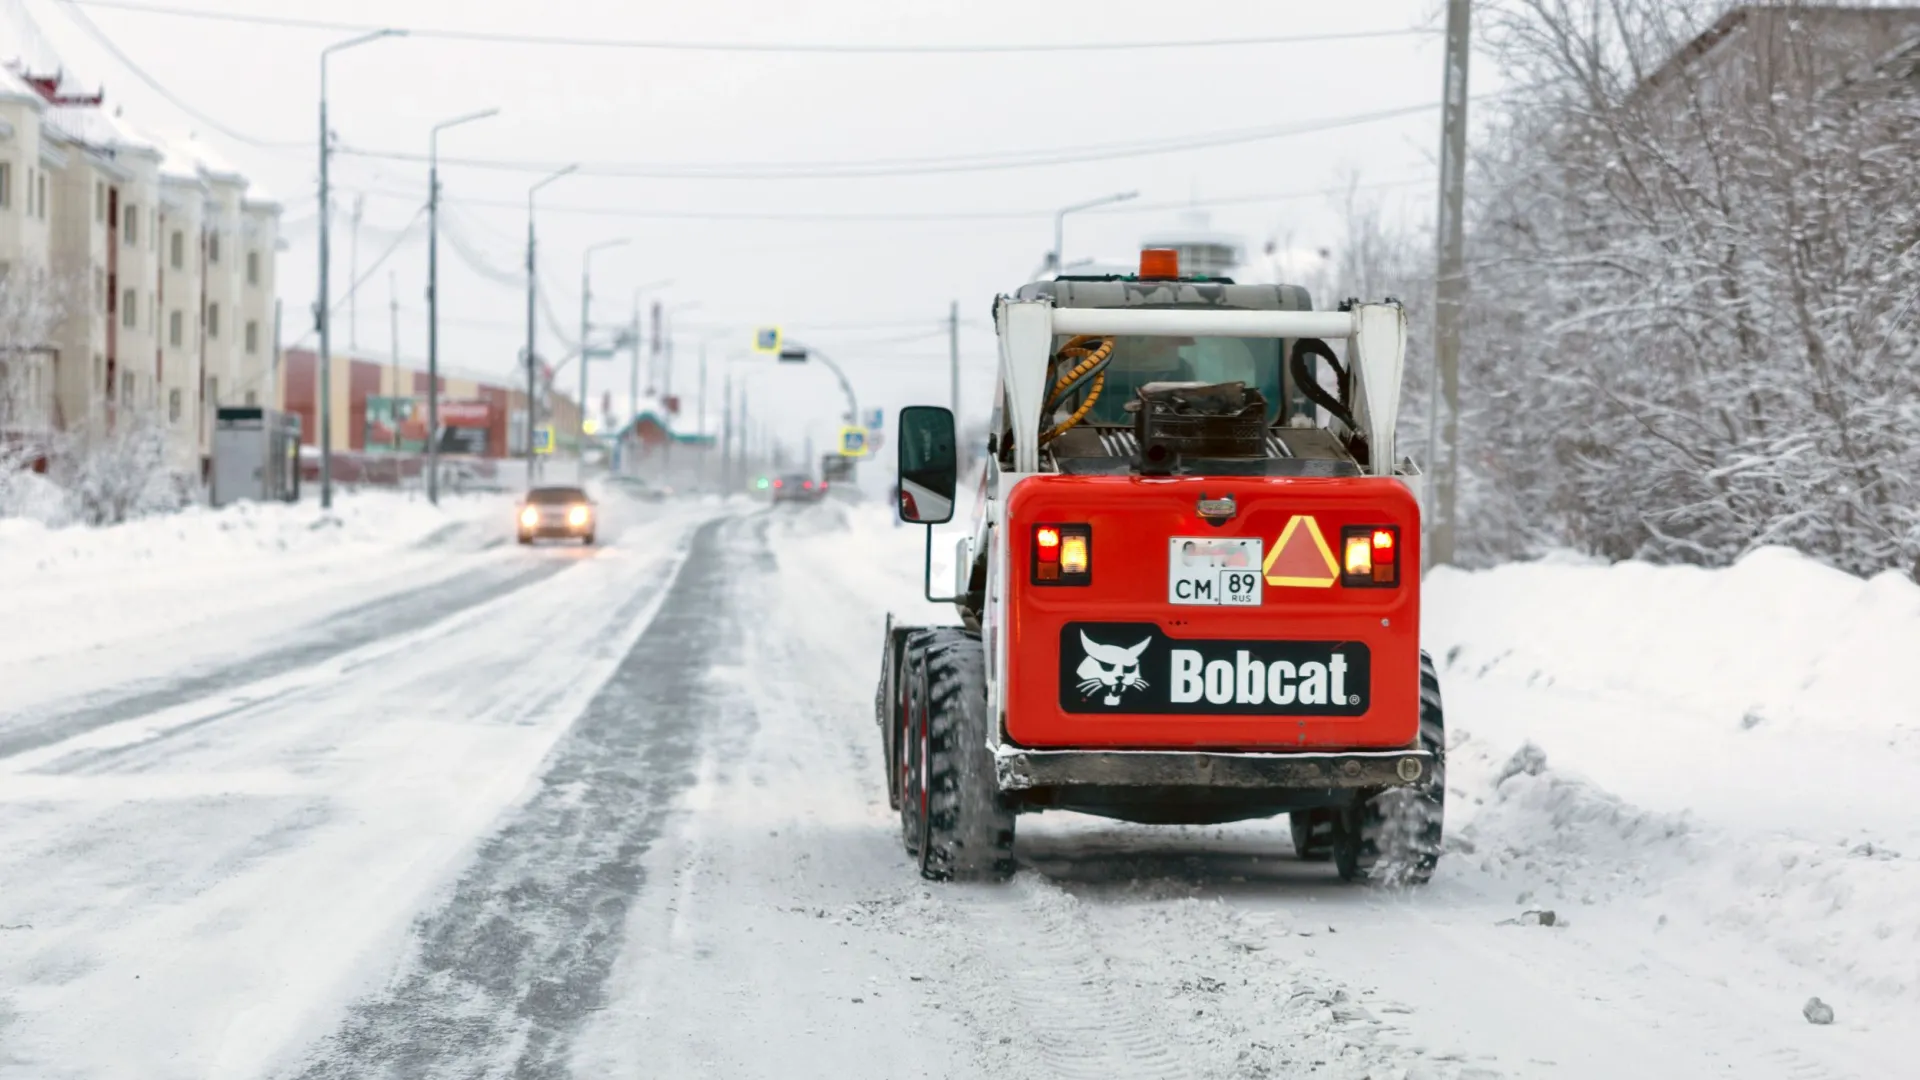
(1262, 515), (1339, 588)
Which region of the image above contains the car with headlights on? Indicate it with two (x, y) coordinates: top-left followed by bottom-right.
(516, 485), (597, 545)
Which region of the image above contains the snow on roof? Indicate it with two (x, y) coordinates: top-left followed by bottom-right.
(43, 103), (160, 157)
(242, 178), (280, 209)
(157, 131), (244, 184)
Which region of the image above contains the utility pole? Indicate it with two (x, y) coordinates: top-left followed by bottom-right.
(317, 28), (403, 511)
(348, 194), (363, 351)
(271, 298), (282, 411)
(628, 295), (641, 419)
(579, 239), (628, 468)
(948, 299), (960, 434)
(649, 299), (662, 395)
(388, 270), (399, 452)
(428, 107), (498, 505)
(524, 164), (578, 484)
(1428, 0), (1471, 568)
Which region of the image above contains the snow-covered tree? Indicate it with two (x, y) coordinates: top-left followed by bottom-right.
(1450, 0), (1920, 574)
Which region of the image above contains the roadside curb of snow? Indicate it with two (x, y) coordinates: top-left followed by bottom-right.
(1456, 742), (1920, 1006)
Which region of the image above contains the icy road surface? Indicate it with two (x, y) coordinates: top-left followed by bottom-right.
(1, 492), (1916, 1079)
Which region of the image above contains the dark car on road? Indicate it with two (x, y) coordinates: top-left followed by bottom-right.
(517, 485), (597, 545)
(771, 473), (827, 504)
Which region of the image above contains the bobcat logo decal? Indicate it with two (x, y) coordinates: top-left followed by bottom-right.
(1073, 630), (1152, 707)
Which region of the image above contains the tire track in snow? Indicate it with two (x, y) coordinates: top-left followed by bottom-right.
(945, 875), (1187, 1080)
(0, 556), (575, 761)
(282, 514), (740, 1080)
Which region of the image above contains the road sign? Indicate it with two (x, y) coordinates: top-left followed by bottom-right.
(753, 327), (782, 354)
(838, 426), (869, 457)
(533, 425), (555, 455)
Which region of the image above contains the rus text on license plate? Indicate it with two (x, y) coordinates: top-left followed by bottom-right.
(1168, 537), (1263, 606)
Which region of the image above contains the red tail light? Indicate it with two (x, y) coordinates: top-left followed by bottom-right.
(1031, 524), (1090, 586)
(773, 479), (783, 488)
(1341, 525), (1400, 588)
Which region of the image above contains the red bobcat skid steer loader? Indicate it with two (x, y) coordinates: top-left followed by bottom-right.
(878, 250), (1443, 884)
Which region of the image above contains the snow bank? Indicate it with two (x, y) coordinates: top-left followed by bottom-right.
(1425, 545), (1920, 737)
(0, 491), (498, 587)
(1429, 548), (1920, 1010)
(0, 491), (511, 711)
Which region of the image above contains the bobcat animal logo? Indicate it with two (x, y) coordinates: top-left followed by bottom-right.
(1074, 630), (1152, 706)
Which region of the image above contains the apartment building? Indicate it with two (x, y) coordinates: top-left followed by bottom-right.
(0, 65), (279, 487)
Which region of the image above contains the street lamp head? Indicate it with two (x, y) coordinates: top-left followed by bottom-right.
(434, 107), (501, 135)
(326, 27), (406, 57)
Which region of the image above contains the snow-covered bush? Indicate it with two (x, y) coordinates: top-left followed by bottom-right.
(1451, 0), (1920, 575)
(55, 410), (186, 525)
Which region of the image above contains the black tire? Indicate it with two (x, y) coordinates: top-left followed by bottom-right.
(1290, 808), (1336, 862)
(517, 533), (533, 545)
(1335, 651), (1445, 885)
(898, 642), (928, 858)
(916, 631), (1015, 882)
(894, 628), (945, 856)
(582, 533), (596, 546)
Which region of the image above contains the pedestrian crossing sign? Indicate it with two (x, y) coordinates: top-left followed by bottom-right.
(839, 427), (869, 457)
(534, 425), (555, 454)
(753, 327), (782, 354)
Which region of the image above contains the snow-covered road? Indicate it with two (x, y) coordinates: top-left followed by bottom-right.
(2, 494), (1915, 1079)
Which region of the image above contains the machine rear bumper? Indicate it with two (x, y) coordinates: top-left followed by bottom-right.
(994, 744), (1433, 792)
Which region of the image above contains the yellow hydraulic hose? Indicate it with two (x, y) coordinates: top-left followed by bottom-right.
(1040, 335), (1114, 445)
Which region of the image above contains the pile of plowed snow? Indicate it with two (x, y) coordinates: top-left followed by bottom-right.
(1428, 547), (1920, 1006)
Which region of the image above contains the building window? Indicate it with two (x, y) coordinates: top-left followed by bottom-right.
(170, 230), (184, 270)
(207, 302), (220, 339)
(244, 389), (257, 406)
(169, 388), (181, 422)
(207, 376), (219, 406)
(94, 269), (106, 313)
(121, 372), (134, 406)
(169, 309), (183, 347)
(124, 203), (138, 246)
(95, 182), (105, 223)
(244, 319), (259, 355)
(0, 163), (11, 210)
(150, 209), (157, 251)
(247, 251), (260, 286)
(209, 232), (220, 264)
(36, 171), (46, 219)
(121, 287), (136, 328)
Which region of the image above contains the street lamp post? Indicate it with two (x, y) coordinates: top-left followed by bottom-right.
(579, 239), (629, 465)
(317, 28), (404, 510)
(523, 163), (578, 483)
(1049, 190), (1139, 275)
(426, 106), (499, 505)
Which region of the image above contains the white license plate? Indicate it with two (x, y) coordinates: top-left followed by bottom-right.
(1168, 537), (1263, 606)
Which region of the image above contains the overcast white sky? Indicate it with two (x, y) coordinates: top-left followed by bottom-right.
(8, 0), (1456, 459)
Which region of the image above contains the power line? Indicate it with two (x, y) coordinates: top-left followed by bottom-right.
(334, 102), (1441, 179)
(65, 1), (1439, 54)
(281, 203), (427, 351)
(339, 177), (1430, 224)
(47, 0), (305, 149)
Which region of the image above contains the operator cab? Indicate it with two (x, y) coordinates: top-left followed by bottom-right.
(1011, 250), (1373, 482)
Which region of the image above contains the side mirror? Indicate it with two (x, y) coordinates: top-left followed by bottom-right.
(896, 404), (957, 525)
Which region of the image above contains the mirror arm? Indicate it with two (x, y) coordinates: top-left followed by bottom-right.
(922, 525), (960, 604)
